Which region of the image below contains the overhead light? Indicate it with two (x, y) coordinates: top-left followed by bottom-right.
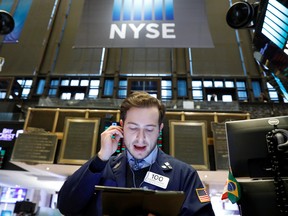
(0, 10), (15, 35)
(226, 1), (259, 29)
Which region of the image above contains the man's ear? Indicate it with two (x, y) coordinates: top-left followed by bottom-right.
(120, 119), (123, 127)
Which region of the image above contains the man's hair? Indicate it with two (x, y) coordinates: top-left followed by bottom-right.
(120, 91), (166, 125)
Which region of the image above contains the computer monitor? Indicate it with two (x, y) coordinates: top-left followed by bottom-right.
(238, 180), (288, 215)
(226, 115), (288, 178)
(0, 187), (27, 203)
(13, 201), (36, 214)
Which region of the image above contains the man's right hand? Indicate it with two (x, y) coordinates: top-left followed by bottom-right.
(98, 125), (123, 161)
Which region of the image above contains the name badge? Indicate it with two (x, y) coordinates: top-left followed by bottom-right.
(144, 171), (170, 189)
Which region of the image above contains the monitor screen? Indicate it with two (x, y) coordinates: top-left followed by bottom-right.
(253, 0), (288, 98)
(0, 121), (24, 170)
(237, 180), (288, 215)
(253, 0), (288, 73)
(226, 115), (288, 178)
(0, 210), (12, 216)
(0, 187), (27, 203)
(13, 201), (36, 214)
(0, 147), (5, 169)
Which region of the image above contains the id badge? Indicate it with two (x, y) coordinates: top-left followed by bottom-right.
(144, 171), (170, 189)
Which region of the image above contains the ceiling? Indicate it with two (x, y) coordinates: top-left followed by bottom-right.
(0, 162), (229, 194)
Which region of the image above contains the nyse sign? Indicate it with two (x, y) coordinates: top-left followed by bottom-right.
(75, 0), (214, 48)
(110, 23), (176, 39)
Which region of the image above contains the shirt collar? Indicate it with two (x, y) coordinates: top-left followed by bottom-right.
(126, 146), (158, 169)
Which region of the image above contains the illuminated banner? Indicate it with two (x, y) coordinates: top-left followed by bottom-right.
(75, 0), (214, 48)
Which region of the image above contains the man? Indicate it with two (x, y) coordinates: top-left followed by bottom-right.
(57, 91), (215, 216)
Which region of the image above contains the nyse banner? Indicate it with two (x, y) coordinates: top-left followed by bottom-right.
(74, 0), (214, 48)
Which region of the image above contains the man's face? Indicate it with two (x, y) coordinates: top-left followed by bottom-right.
(122, 107), (163, 160)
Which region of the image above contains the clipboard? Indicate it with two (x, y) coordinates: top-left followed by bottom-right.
(95, 185), (185, 216)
